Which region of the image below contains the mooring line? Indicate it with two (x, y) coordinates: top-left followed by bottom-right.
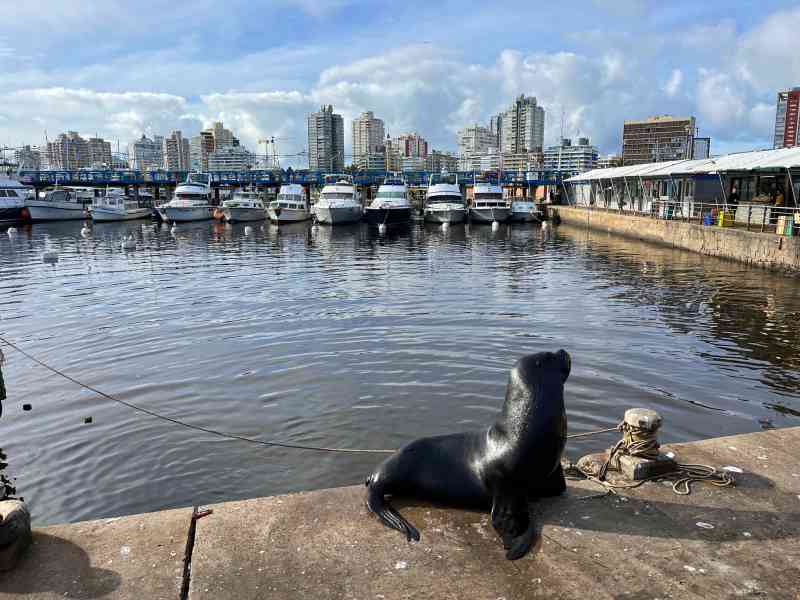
(0, 335), (619, 454)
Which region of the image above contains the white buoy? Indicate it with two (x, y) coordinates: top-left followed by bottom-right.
(122, 234), (136, 250)
(378, 223), (387, 234)
(80, 224), (91, 237)
(491, 220), (500, 231)
(244, 225), (253, 236)
(541, 220), (550, 231)
(7, 227), (18, 236)
(441, 221), (449, 230)
(170, 223), (177, 234)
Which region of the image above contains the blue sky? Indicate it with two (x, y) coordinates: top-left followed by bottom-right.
(2, 0), (800, 166)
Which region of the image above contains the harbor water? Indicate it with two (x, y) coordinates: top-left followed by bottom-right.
(1, 220), (798, 525)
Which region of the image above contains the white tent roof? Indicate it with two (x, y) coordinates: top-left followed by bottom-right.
(567, 147), (800, 182)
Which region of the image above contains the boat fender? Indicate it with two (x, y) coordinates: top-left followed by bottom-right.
(0, 500), (32, 571)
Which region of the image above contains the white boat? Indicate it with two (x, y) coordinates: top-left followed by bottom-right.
(162, 173), (212, 222)
(313, 175), (362, 225)
(364, 175), (412, 228)
(470, 183), (510, 223)
(509, 200), (542, 223)
(26, 188), (87, 221)
(268, 184), (310, 223)
(0, 176), (34, 223)
(220, 190), (266, 223)
(91, 189), (152, 222)
(424, 174), (465, 224)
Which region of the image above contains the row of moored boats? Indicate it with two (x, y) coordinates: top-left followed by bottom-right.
(0, 172), (542, 226)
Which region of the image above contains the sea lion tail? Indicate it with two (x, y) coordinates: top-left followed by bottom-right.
(365, 476), (420, 542)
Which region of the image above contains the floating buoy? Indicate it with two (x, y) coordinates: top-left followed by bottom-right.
(541, 220), (551, 231)
(7, 227), (18, 236)
(170, 223), (177, 235)
(244, 225), (253, 236)
(80, 225), (91, 237)
(491, 220), (499, 231)
(378, 223), (387, 234)
(441, 222), (449, 230)
(122, 235), (136, 250)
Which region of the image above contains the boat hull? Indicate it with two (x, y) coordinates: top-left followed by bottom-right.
(509, 210), (541, 223)
(424, 208), (466, 224)
(26, 201), (86, 222)
(469, 207), (510, 223)
(364, 207), (411, 227)
(163, 206), (212, 222)
(223, 207), (266, 223)
(314, 205), (362, 225)
(268, 207), (310, 223)
(0, 206), (27, 224)
(92, 207), (152, 222)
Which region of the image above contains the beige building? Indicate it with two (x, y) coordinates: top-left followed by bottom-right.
(621, 115), (695, 165)
(308, 105), (344, 172)
(352, 111), (385, 170)
(500, 95), (545, 154)
(162, 130), (191, 170)
(47, 132), (89, 170)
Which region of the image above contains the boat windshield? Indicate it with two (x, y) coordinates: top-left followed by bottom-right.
(428, 195), (462, 203)
(321, 192), (353, 200)
(188, 174), (209, 185)
(277, 194), (302, 202)
(376, 191), (406, 199)
(176, 193), (208, 201)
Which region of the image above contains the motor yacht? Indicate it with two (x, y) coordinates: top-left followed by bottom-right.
(470, 182), (510, 223)
(268, 184), (310, 223)
(219, 190), (266, 223)
(509, 199), (542, 223)
(424, 173), (465, 224)
(0, 176), (33, 223)
(91, 188), (152, 222)
(313, 175), (362, 225)
(26, 188), (87, 221)
(161, 173), (212, 222)
(364, 175), (412, 227)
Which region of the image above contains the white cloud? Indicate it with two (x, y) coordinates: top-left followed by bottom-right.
(663, 69), (683, 98)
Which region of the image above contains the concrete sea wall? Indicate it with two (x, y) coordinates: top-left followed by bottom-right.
(554, 205), (800, 273)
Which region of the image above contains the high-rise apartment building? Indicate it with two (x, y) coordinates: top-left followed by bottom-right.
(87, 137), (112, 168)
(621, 115), (695, 165)
(14, 145), (42, 170)
(47, 131), (90, 170)
(391, 133), (428, 158)
(542, 138), (598, 175)
(307, 105), (344, 172)
(211, 122), (236, 149)
(424, 150), (459, 173)
(162, 130), (190, 170)
(500, 95), (545, 154)
(128, 135), (164, 170)
(489, 113), (503, 148)
(352, 111), (385, 170)
(774, 88), (800, 149)
(190, 131), (216, 171)
(457, 124), (496, 169)
(208, 146), (255, 171)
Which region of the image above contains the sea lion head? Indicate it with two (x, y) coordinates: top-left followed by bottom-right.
(498, 350), (570, 434)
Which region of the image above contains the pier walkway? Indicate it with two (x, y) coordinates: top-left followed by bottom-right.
(2, 427), (799, 599)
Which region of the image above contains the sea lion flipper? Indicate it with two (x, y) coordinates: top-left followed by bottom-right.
(505, 517), (539, 561)
(366, 476), (420, 542)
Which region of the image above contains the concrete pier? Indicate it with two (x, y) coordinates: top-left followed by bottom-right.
(1, 427), (799, 599)
(554, 205), (800, 273)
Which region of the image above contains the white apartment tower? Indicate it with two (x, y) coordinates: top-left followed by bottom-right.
(352, 111), (385, 170)
(163, 130), (190, 171)
(501, 94), (545, 154)
(308, 105), (344, 172)
(128, 135), (164, 170)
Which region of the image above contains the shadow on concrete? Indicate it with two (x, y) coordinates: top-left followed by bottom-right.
(0, 533), (121, 598)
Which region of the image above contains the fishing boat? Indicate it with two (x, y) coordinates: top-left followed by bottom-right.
(25, 188), (87, 221)
(91, 189), (152, 222)
(364, 174), (412, 228)
(219, 190), (266, 223)
(470, 182), (510, 223)
(0, 176), (33, 224)
(424, 173), (465, 224)
(509, 199), (542, 223)
(313, 174), (362, 225)
(268, 184), (310, 223)
(161, 173), (212, 222)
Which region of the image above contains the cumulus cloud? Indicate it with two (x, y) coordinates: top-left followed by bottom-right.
(663, 69), (683, 98)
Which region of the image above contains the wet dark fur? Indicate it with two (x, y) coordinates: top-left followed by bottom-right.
(365, 350), (570, 560)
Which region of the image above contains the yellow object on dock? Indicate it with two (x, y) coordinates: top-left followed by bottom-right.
(717, 210), (735, 227)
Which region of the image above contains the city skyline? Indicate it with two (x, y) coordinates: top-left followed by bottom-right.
(1, 1), (800, 167)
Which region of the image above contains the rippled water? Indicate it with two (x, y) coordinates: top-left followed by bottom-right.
(1, 219), (798, 525)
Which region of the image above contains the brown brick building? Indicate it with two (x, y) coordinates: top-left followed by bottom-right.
(621, 115), (695, 165)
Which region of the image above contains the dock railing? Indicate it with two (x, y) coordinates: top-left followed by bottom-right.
(571, 197), (800, 235)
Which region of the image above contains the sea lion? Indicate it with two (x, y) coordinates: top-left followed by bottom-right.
(365, 350), (570, 560)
